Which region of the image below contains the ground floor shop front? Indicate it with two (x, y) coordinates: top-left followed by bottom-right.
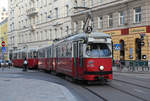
(104, 26), (150, 62)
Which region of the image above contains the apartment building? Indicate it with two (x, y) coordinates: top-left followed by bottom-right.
(8, 0), (74, 53)
(72, 0), (150, 61)
(0, 8), (8, 23)
(0, 18), (8, 60)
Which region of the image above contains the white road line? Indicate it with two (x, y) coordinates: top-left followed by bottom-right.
(135, 76), (150, 79)
(114, 83), (122, 86)
(134, 89), (145, 94)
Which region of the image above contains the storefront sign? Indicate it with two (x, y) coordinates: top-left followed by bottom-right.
(104, 30), (121, 36)
(129, 27), (146, 34)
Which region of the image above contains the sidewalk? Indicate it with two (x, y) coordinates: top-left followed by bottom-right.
(0, 67), (77, 101)
(113, 66), (150, 74)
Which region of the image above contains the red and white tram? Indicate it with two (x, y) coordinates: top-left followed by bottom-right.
(12, 31), (112, 81)
(53, 32), (112, 81)
(38, 32), (112, 81)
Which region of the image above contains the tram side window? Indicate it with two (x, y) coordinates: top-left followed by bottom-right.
(50, 48), (52, 58)
(22, 52), (26, 59)
(19, 52), (22, 59)
(28, 52), (32, 58)
(66, 43), (72, 58)
(47, 48), (49, 58)
(14, 53), (17, 59)
(57, 47), (61, 57)
(33, 51), (37, 58)
(38, 50), (43, 58)
(43, 49), (46, 58)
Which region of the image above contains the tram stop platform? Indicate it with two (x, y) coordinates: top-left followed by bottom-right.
(0, 67), (77, 101)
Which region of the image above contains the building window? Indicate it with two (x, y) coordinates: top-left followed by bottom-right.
(40, 14), (43, 23)
(108, 14), (113, 27)
(48, 10), (52, 19)
(74, 22), (78, 32)
(134, 7), (141, 23)
(66, 5), (69, 16)
(66, 26), (69, 35)
(119, 11), (125, 25)
(37, 32), (39, 41)
(40, 31), (43, 40)
(55, 8), (58, 18)
(98, 16), (103, 28)
(45, 30), (48, 40)
(45, 12), (47, 22)
(55, 28), (57, 39)
(60, 27), (63, 38)
(81, 20), (84, 31)
(98, 0), (103, 3)
(82, 0), (86, 7)
(90, 0), (94, 7)
(49, 29), (52, 40)
(74, 0), (78, 7)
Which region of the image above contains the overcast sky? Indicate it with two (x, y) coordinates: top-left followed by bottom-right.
(0, 0), (8, 10)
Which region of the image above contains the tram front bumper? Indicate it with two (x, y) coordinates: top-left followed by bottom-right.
(83, 71), (113, 81)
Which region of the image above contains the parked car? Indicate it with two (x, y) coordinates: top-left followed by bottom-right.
(0, 60), (11, 67)
(0, 60), (2, 67)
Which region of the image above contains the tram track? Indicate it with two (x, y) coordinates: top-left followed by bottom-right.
(113, 79), (150, 90)
(107, 84), (149, 101)
(81, 86), (108, 101)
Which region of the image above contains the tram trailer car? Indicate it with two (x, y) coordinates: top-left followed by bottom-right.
(53, 32), (112, 81)
(12, 50), (25, 67)
(27, 49), (38, 69)
(12, 49), (38, 69)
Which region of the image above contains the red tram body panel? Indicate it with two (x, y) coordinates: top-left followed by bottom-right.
(27, 58), (38, 69)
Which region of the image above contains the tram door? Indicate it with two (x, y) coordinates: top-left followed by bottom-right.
(73, 42), (79, 79)
(73, 41), (83, 79)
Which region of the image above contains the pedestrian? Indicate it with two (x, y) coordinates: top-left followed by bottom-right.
(23, 57), (28, 71)
(8, 60), (12, 69)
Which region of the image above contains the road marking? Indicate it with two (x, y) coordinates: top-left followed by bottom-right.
(134, 89), (145, 94)
(135, 76), (150, 79)
(114, 82), (122, 86)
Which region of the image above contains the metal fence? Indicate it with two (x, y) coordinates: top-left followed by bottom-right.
(113, 60), (150, 72)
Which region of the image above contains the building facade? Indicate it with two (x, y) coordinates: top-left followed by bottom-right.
(8, 0), (75, 53)
(72, 0), (150, 61)
(0, 8), (8, 22)
(0, 18), (8, 60)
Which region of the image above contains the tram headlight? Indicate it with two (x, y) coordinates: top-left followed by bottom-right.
(99, 66), (104, 71)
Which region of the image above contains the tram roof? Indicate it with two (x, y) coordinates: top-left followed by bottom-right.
(65, 32), (111, 41)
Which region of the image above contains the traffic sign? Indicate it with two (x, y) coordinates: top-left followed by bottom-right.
(1, 47), (5, 53)
(114, 44), (121, 50)
(1, 41), (5, 47)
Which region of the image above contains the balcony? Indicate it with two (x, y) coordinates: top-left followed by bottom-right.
(26, 7), (39, 17)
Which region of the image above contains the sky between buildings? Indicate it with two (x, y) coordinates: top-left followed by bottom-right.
(0, 0), (8, 10)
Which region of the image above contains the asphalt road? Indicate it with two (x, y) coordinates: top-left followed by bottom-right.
(0, 67), (150, 101)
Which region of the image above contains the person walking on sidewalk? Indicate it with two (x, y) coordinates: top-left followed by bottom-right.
(23, 57), (28, 71)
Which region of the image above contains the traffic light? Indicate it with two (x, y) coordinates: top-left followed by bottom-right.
(140, 34), (145, 46)
(140, 41), (145, 46)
